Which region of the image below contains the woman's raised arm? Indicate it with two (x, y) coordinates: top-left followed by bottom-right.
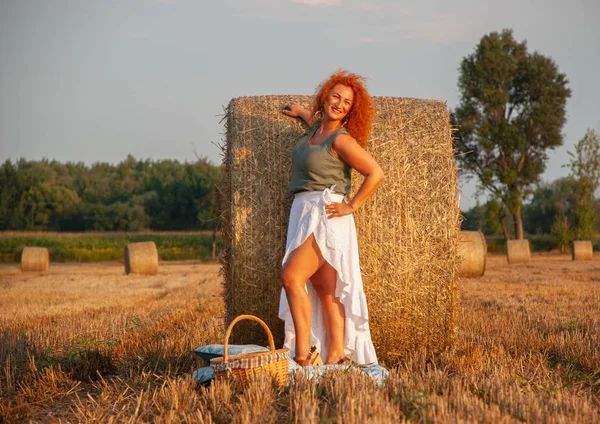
(281, 104), (314, 127)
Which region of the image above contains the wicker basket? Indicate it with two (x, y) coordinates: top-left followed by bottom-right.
(210, 314), (290, 387)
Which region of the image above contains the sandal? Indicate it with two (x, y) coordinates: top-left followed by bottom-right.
(294, 346), (323, 367)
(335, 356), (352, 366)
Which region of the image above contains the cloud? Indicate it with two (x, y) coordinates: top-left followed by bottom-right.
(291, 0), (341, 6)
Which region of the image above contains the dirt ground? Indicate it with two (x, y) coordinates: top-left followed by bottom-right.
(461, 253), (600, 325)
(476, 252), (600, 284)
(1, 253), (597, 322)
(0, 261), (223, 322)
(1, 254), (599, 423)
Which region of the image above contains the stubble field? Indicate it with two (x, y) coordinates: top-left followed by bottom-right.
(0, 254), (599, 423)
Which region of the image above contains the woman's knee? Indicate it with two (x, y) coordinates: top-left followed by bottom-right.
(282, 270), (304, 292)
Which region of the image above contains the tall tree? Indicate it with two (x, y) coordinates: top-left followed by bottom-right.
(568, 128), (600, 242)
(461, 198), (511, 238)
(455, 29), (571, 239)
(522, 177), (577, 235)
(0, 161), (22, 229)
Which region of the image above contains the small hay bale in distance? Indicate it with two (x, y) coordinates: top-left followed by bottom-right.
(458, 231), (487, 278)
(124, 241), (158, 275)
(506, 239), (531, 264)
(572, 240), (593, 261)
(21, 247), (50, 272)
(222, 95), (460, 363)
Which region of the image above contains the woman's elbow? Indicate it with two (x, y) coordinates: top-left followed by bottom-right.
(374, 166), (384, 184)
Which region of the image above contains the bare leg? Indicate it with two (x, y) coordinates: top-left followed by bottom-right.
(282, 234), (324, 361)
(310, 262), (347, 364)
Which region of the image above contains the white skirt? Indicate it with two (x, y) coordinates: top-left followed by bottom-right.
(278, 186), (378, 365)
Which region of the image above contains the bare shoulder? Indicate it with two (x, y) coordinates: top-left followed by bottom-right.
(332, 133), (360, 150)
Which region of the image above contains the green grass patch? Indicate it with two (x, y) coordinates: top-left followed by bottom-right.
(0, 231), (221, 263)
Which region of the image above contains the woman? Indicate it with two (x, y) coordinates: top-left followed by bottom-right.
(278, 70), (384, 366)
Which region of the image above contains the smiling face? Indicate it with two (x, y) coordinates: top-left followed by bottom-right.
(322, 84), (354, 124)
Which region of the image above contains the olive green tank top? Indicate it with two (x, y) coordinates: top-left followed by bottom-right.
(287, 124), (352, 195)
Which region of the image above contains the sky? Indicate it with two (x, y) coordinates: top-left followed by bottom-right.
(0, 0), (599, 210)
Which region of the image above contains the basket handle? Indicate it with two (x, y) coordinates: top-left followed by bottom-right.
(222, 314), (276, 364)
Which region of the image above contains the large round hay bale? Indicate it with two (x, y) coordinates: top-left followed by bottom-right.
(124, 242), (158, 275)
(506, 239), (531, 264)
(458, 231), (486, 278)
(572, 240), (593, 261)
(222, 95), (460, 363)
(21, 247), (49, 272)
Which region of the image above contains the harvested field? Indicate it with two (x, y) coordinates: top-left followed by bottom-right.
(0, 254), (599, 422)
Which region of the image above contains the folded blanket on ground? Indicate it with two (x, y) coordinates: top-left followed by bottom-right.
(192, 344), (388, 386)
(194, 344), (269, 362)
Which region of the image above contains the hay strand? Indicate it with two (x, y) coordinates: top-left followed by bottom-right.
(458, 231), (486, 278)
(222, 95), (460, 363)
(506, 239), (531, 264)
(21, 247), (49, 272)
(572, 240), (593, 261)
(124, 242), (159, 275)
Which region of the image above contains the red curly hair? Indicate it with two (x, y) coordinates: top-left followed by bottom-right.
(312, 70), (374, 148)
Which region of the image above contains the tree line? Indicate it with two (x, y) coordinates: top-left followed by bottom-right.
(462, 174), (600, 248)
(461, 128), (600, 246)
(454, 29), (599, 245)
(3, 29), (597, 244)
(0, 155), (222, 232)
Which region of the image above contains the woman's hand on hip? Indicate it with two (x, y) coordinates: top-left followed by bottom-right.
(325, 202), (354, 219)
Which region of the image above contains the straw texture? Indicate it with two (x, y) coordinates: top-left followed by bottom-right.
(458, 231), (487, 278)
(21, 247), (49, 272)
(124, 242), (159, 275)
(506, 240), (531, 264)
(572, 240), (593, 261)
(221, 95), (460, 363)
